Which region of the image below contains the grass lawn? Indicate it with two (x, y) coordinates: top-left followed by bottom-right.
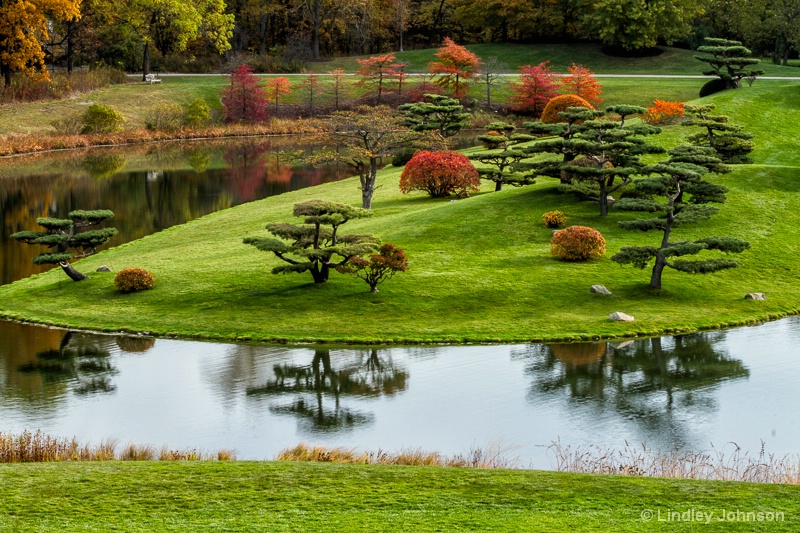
(1, 84), (799, 343)
(0, 461), (798, 532)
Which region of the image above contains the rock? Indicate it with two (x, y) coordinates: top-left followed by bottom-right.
(744, 292), (767, 300)
(606, 195), (615, 206)
(590, 285), (612, 295)
(609, 312), (635, 322)
(96, 265), (112, 272)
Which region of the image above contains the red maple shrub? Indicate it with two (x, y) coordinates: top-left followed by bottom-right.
(560, 64), (603, 106)
(510, 61), (559, 116)
(550, 226), (606, 261)
(540, 94), (595, 124)
(222, 64), (269, 123)
(337, 243), (409, 292)
(399, 150), (480, 198)
(642, 99), (685, 125)
(114, 267), (156, 293)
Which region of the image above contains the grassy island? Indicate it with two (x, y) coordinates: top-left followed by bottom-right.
(1, 84), (799, 343)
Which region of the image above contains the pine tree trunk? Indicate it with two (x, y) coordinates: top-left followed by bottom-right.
(310, 263), (329, 283)
(59, 261), (89, 281)
(649, 253), (666, 289)
(495, 181), (502, 192)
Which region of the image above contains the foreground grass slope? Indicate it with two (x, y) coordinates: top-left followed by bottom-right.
(0, 461), (798, 532)
(1, 84), (799, 343)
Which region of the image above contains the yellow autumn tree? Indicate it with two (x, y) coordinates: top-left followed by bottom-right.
(0, 0), (81, 86)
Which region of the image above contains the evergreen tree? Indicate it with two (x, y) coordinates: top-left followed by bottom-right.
(612, 146), (750, 289)
(243, 200), (379, 284)
(11, 210), (117, 281)
(398, 94), (471, 144)
(683, 103), (755, 164)
(695, 37), (763, 92)
(470, 122), (535, 191)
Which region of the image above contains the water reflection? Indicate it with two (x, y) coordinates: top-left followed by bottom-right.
(0, 318), (797, 464)
(0, 138), (351, 284)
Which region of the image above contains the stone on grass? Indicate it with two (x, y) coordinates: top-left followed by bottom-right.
(590, 285), (612, 295)
(96, 265), (112, 272)
(744, 292), (767, 300)
(609, 312), (635, 322)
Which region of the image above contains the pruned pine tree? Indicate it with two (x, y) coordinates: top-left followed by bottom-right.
(470, 122), (535, 191)
(683, 103), (755, 164)
(695, 37), (763, 91)
(518, 105), (664, 216)
(612, 146), (750, 289)
(11, 210), (117, 281)
(243, 200), (379, 284)
(398, 94), (471, 144)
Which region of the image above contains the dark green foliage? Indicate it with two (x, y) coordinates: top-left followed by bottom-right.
(10, 210), (117, 281)
(611, 146), (748, 289)
(695, 37), (763, 90)
(470, 123), (536, 191)
(391, 147), (418, 167)
(398, 94), (471, 141)
(682, 105), (754, 164)
(243, 200), (379, 284)
(699, 78), (728, 97)
(81, 104), (125, 134)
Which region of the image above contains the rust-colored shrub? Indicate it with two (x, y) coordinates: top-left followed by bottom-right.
(114, 267), (156, 293)
(542, 210), (567, 228)
(541, 94), (595, 124)
(550, 226), (606, 261)
(399, 150), (480, 198)
(642, 100), (685, 125)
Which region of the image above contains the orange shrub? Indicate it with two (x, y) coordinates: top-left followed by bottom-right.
(550, 226), (606, 261)
(541, 94), (594, 124)
(642, 100), (685, 125)
(542, 210), (567, 228)
(399, 150), (480, 197)
(114, 267), (156, 293)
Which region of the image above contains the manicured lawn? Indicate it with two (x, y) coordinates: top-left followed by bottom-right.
(0, 461), (798, 532)
(1, 84), (799, 343)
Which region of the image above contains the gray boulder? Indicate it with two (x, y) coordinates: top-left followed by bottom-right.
(590, 285), (612, 295)
(96, 265), (112, 272)
(744, 292), (767, 300)
(609, 312), (635, 322)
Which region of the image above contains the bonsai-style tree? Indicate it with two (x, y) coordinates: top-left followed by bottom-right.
(337, 243), (409, 292)
(399, 150), (480, 198)
(695, 37), (763, 92)
(683, 103), (755, 164)
(222, 64), (268, 123)
(398, 94), (472, 144)
(612, 146), (750, 289)
(470, 122), (535, 191)
(427, 37), (481, 98)
(476, 121), (516, 150)
(243, 200), (379, 284)
(11, 210), (117, 281)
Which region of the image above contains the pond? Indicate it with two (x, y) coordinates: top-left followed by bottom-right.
(1, 317), (799, 465)
(1, 137), (798, 466)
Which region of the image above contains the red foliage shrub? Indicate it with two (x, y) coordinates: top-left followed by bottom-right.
(222, 64), (269, 123)
(114, 267), (156, 293)
(642, 100), (685, 125)
(510, 61), (559, 116)
(560, 64), (603, 106)
(337, 243), (409, 292)
(550, 226), (606, 261)
(399, 151), (480, 198)
(541, 94), (595, 124)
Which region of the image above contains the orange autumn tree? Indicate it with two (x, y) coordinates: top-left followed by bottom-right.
(0, 0), (81, 86)
(428, 37), (481, 99)
(356, 53), (404, 103)
(264, 77), (292, 114)
(560, 64), (602, 106)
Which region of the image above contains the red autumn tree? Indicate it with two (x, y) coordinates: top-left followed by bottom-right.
(400, 150), (480, 198)
(428, 37), (481, 99)
(337, 243), (409, 292)
(222, 64), (269, 123)
(560, 64), (602, 106)
(510, 61), (560, 116)
(356, 53), (404, 103)
(264, 77), (292, 114)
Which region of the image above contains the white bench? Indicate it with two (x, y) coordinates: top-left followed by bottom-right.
(144, 73), (162, 84)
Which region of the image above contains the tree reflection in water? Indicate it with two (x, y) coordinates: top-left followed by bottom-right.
(247, 349), (408, 433)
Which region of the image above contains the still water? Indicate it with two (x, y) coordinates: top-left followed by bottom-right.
(1, 318), (798, 466)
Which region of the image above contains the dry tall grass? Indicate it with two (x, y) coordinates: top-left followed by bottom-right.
(0, 431), (236, 463)
(550, 440), (800, 484)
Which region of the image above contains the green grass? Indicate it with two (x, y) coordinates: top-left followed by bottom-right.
(0, 461), (798, 532)
(1, 83), (799, 343)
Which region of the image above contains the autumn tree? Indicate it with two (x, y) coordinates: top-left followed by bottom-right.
(299, 73), (321, 116)
(243, 200), (378, 284)
(11, 210), (117, 282)
(356, 53), (404, 104)
(0, 0), (81, 86)
(328, 68), (348, 111)
(264, 77), (292, 114)
(337, 243), (409, 292)
(398, 94), (471, 143)
(509, 61), (559, 116)
(560, 64), (602, 106)
(612, 146), (750, 289)
(695, 37), (763, 91)
(399, 150), (480, 197)
(478, 56), (506, 109)
(222, 64), (269, 123)
(428, 37), (481, 98)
